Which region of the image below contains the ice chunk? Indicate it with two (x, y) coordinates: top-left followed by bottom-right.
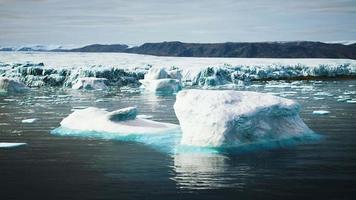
(0, 77), (29, 93)
(58, 107), (179, 135)
(312, 110), (330, 115)
(140, 67), (182, 94)
(144, 67), (168, 80)
(72, 77), (108, 90)
(140, 79), (182, 94)
(174, 89), (315, 147)
(21, 118), (38, 123)
(0, 142), (27, 148)
(107, 107), (137, 121)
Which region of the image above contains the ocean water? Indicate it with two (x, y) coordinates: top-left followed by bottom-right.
(1, 80), (356, 200)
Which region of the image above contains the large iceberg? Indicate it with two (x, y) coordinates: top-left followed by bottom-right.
(0, 77), (29, 93)
(57, 107), (179, 135)
(139, 67), (182, 94)
(174, 89), (316, 147)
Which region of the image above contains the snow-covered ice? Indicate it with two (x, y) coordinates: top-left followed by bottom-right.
(21, 118), (38, 123)
(57, 107), (179, 135)
(312, 110), (330, 115)
(174, 89), (316, 147)
(0, 142), (27, 148)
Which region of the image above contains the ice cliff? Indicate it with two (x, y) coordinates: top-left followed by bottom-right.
(1, 52), (355, 89)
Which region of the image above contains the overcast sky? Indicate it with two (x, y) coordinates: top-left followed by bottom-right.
(0, 0), (355, 46)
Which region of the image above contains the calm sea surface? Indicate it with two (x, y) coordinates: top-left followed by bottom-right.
(1, 80), (356, 200)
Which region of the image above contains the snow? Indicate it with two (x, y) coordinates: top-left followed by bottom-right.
(174, 89), (315, 147)
(21, 118), (38, 123)
(58, 107), (179, 135)
(0, 142), (27, 148)
(0, 77), (29, 93)
(0, 52), (355, 88)
(312, 110), (330, 115)
(72, 77), (108, 90)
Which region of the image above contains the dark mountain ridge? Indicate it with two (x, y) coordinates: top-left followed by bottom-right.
(65, 41), (356, 59)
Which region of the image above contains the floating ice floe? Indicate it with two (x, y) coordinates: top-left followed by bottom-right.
(54, 106), (179, 135)
(312, 110), (330, 115)
(174, 89), (317, 148)
(0, 77), (29, 93)
(0, 142), (27, 148)
(139, 67), (182, 94)
(21, 118), (38, 123)
(72, 77), (108, 90)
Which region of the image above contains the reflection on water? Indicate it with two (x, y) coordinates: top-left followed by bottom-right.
(172, 153), (251, 190)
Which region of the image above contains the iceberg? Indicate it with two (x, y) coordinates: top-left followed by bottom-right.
(139, 67), (182, 94)
(72, 77), (108, 90)
(0, 77), (29, 93)
(57, 107), (179, 135)
(174, 89), (316, 147)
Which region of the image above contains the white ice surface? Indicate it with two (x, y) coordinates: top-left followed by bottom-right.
(174, 89), (314, 147)
(59, 107), (179, 135)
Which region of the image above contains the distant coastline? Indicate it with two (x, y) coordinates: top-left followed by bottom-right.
(1, 41), (356, 59)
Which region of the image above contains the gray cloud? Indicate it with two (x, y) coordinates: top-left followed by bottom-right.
(0, 0), (355, 46)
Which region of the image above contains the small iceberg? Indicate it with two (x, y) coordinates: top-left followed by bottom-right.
(21, 118), (38, 123)
(174, 89), (317, 148)
(53, 106), (179, 135)
(72, 77), (108, 90)
(312, 110), (330, 115)
(0, 142), (27, 148)
(139, 67), (182, 94)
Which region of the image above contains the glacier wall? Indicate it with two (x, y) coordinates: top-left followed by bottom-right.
(1, 52), (356, 88)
